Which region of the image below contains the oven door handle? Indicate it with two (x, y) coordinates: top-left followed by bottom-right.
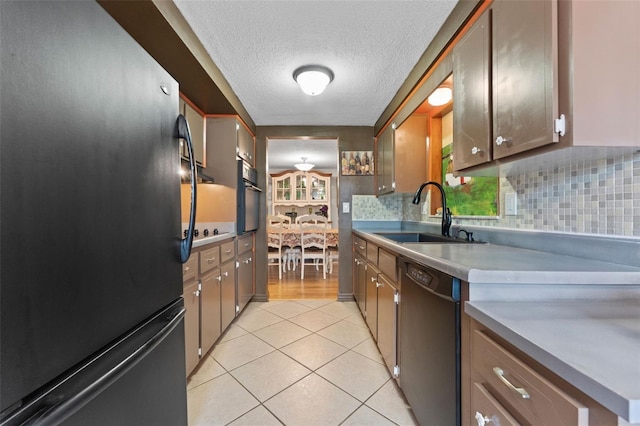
(245, 182), (263, 192)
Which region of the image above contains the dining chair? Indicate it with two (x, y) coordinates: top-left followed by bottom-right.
(296, 214), (328, 279)
(326, 248), (339, 274)
(267, 215), (286, 279)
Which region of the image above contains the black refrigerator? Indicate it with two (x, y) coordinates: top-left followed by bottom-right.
(1, 1), (192, 424)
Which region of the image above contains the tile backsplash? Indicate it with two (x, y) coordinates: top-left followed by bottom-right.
(353, 151), (640, 237)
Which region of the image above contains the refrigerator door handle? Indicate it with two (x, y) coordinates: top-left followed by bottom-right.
(176, 114), (197, 263)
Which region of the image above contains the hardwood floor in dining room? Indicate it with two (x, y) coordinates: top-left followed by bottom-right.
(268, 262), (339, 299)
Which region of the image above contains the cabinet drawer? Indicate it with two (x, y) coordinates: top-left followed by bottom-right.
(237, 234), (253, 255)
(471, 382), (520, 426)
(353, 235), (367, 257)
(200, 246), (220, 274)
(378, 248), (397, 282)
(366, 242), (378, 265)
(473, 330), (588, 425)
(220, 240), (236, 263)
(182, 255), (198, 284)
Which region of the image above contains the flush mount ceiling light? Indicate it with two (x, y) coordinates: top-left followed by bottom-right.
(293, 65), (334, 96)
(427, 86), (452, 106)
(294, 157), (314, 172)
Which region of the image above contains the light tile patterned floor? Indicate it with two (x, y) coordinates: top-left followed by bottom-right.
(187, 300), (418, 425)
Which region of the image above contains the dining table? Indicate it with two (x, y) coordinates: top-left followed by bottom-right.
(267, 227), (339, 248)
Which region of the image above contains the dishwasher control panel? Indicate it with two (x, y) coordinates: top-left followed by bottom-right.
(405, 262), (460, 301)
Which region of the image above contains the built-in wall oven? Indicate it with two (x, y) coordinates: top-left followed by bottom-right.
(237, 160), (261, 234)
(399, 260), (461, 426)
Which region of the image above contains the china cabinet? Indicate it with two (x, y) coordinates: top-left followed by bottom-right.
(271, 170), (332, 221)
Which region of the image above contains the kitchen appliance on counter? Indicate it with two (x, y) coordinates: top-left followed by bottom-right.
(399, 260), (461, 426)
(237, 160), (262, 234)
(1, 2), (194, 424)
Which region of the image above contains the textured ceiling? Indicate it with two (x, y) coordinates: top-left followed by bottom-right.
(267, 138), (339, 171)
(173, 0), (458, 127)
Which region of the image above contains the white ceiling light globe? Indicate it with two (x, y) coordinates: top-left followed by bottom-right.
(293, 65), (334, 96)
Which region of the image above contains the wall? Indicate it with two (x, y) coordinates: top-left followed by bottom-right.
(180, 183), (236, 223)
(354, 151), (640, 238)
(255, 126), (375, 301)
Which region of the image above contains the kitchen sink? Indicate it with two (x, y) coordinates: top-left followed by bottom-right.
(373, 232), (481, 244)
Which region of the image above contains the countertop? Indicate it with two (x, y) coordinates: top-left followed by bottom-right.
(466, 300), (640, 423)
(353, 229), (640, 284)
(352, 228), (640, 422)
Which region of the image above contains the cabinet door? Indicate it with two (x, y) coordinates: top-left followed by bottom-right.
(220, 261), (237, 331)
(309, 175), (327, 201)
(182, 100), (205, 166)
(365, 264), (379, 340)
(183, 280), (200, 376)
(376, 125), (394, 195)
(492, 0), (559, 159)
(453, 10), (492, 170)
(294, 173), (308, 202)
(353, 253), (367, 315)
(237, 252), (254, 314)
(273, 175), (292, 202)
(200, 270), (221, 354)
(377, 274), (398, 378)
(237, 122), (254, 166)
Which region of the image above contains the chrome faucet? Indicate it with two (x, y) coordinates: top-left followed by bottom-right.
(412, 181), (452, 237)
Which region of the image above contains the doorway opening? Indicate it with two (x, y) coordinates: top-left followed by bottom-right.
(266, 137), (339, 299)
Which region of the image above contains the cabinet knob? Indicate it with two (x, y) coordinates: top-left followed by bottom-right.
(376, 282), (383, 288)
(194, 289), (201, 297)
(471, 146), (483, 155)
(216, 275), (222, 282)
(495, 136), (511, 146)
(370, 276), (376, 282)
(474, 411), (492, 426)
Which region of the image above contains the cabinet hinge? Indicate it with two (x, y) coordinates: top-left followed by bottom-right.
(393, 293), (399, 304)
(198, 282), (202, 292)
(236, 261), (240, 269)
(554, 114), (566, 137)
(393, 365), (400, 377)
(198, 347), (202, 357)
(391, 182), (396, 190)
(236, 304), (240, 314)
(391, 122), (397, 130)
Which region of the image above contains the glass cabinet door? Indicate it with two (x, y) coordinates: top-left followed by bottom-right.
(295, 174), (308, 201)
(275, 176), (291, 201)
(310, 175), (327, 200)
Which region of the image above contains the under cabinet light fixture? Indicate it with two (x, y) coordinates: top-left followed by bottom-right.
(427, 86), (452, 106)
(293, 65), (334, 96)
(294, 157), (314, 172)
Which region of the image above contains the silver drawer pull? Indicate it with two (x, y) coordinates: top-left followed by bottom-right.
(493, 367), (530, 399)
(207, 257), (216, 263)
(224, 249), (232, 254)
(184, 266), (189, 272)
(244, 243), (250, 247)
(359, 245), (365, 250)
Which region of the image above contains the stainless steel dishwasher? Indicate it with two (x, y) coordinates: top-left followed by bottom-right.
(399, 259), (461, 426)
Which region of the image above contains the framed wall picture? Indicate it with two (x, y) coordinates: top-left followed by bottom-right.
(341, 151), (374, 176)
